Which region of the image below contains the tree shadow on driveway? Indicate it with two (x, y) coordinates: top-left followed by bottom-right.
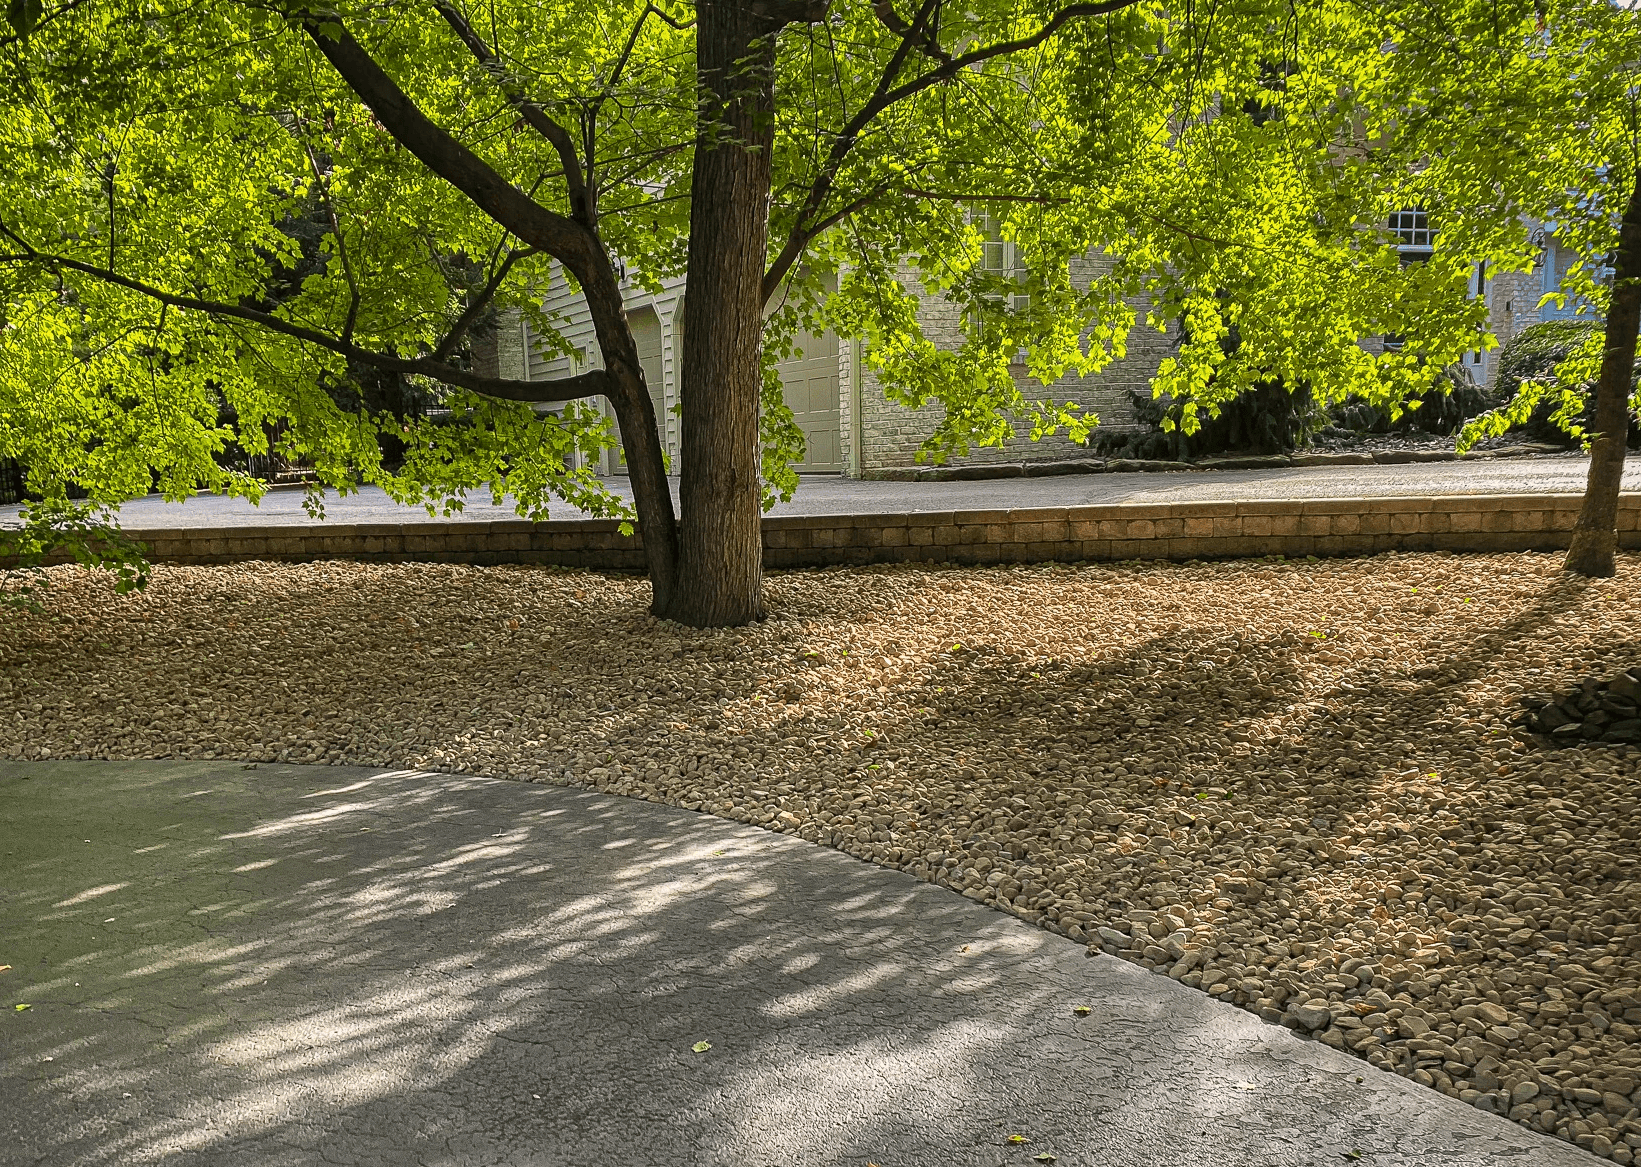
(0, 760), (1592, 1167)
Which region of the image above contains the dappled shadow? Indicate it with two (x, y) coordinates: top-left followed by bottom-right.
(0, 760), (1583, 1167)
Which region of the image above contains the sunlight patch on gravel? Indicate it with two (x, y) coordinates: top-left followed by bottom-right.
(3, 552), (1641, 1159)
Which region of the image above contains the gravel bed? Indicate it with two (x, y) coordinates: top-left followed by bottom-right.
(4, 553), (1640, 1161)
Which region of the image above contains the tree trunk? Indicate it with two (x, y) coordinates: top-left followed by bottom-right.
(1564, 171), (1641, 577)
(673, 1), (776, 627)
(581, 254), (680, 615)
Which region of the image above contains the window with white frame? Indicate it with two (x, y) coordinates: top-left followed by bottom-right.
(969, 207), (1031, 363)
(1467, 262), (1487, 370)
(1384, 208), (1435, 350)
(1389, 208), (1434, 251)
(973, 205), (1030, 313)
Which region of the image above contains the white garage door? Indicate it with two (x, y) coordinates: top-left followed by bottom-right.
(777, 327), (841, 472)
(607, 307), (666, 474)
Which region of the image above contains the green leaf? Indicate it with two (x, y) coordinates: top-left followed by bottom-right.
(1006, 1135), (1030, 1145)
(13, 1003), (30, 1012)
(690, 1040), (711, 1053)
(1072, 1005), (1092, 1017)
(1035, 1155), (1058, 1164)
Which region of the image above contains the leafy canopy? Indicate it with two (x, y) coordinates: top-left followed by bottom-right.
(0, 0), (1589, 518)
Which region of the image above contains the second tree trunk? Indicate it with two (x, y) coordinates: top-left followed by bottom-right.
(1564, 171), (1641, 577)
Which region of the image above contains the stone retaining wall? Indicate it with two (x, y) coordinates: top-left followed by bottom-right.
(31, 493), (1637, 572)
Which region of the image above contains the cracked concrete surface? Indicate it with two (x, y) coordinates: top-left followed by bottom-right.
(0, 760), (1598, 1166)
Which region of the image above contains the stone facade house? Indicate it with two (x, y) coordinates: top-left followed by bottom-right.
(488, 209), (1587, 479)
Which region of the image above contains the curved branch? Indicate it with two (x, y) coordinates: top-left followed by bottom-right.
(0, 0), (91, 46)
(750, 0), (832, 23)
(431, 1), (595, 227)
(300, 14), (600, 279)
(870, 0), (950, 63)
(598, 2), (697, 115)
(764, 182), (895, 295)
(2, 240), (604, 404)
(431, 245), (537, 362)
(301, 142), (362, 344)
(763, 0), (1144, 305)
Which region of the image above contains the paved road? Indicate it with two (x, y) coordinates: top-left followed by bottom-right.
(0, 760), (1593, 1167)
(3, 455), (1632, 530)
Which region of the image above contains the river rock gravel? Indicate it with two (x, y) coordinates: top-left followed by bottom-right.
(4, 552), (1640, 1161)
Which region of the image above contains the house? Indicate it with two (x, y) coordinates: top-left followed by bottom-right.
(489, 256), (1159, 479)
(487, 210), (1584, 478)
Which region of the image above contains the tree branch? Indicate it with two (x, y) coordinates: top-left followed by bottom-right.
(431, 1), (596, 227)
(0, 236), (603, 404)
(598, 2), (697, 114)
(902, 188), (1072, 204)
(300, 13), (599, 279)
(869, 0), (951, 63)
(302, 141), (362, 345)
(764, 183), (895, 297)
(430, 245), (537, 362)
(763, 0), (1143, 306)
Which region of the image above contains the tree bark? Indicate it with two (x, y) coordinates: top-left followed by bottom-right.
(583, 259), (680, 617)
(302, 18), (681, 614)
(673, 1), (778, 627)
(1564, 171), (1641, 577)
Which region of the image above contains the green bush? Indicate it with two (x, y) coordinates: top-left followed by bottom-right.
(1329, 366), (1498, 437)
(1480, 319), (1638, 446)
(1089, 379), (1329, 459)
(1495, 319), (1603, 402)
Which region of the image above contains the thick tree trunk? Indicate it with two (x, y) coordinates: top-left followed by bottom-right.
(581, 256), (680, 615)
(1564, 172), (1641, 577)
(673, 1), (777, 627)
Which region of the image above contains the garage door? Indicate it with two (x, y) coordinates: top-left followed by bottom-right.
(608, 307), (666, 473)
(777, 326), (841, 472)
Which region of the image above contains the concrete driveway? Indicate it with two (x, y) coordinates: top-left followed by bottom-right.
(0, 760), (1595, 1166)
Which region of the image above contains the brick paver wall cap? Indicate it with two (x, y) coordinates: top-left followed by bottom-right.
(15, 493), (1626, 572)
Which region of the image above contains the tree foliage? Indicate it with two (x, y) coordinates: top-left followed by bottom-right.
(5, 0), (1631, 605)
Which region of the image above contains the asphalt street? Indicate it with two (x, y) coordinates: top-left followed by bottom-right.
(2, 455), (1630, 530)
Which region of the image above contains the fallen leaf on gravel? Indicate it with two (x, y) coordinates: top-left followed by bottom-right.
(1006, 1134), (1030, 1145)
(14, 1003), (30, 1011)
(1342, 1150), (1363, 1161)
(691, 1041), (711, 1053)
(1072, 1005), (1091, 1017)
(1034, 1154), (1058, 1163)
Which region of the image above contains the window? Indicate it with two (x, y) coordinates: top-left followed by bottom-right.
(1384, 208), (1435, 350)
(1467, 262), (1487, 369)
(1389, 208), (1434, 250)
(972, 205), (1030, 314)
